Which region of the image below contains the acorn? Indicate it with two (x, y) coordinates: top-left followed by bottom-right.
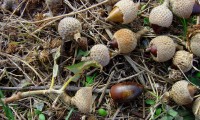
(189, 33), (200, 57)
(110, 82), (144, 102)
(146, 36), (176, 62)
(106, 0), (139, 24)
(82, 44), (110, 67)
(149, 0), (173, 34)
(108, 28), (148, 54)
(169, 80), (197, 105)
(58, 17), (82, 41)
(71, 87), (92, 113)
(192, 97), (200, 120)
(169, 0), (200, 18)
(172, 50), (193, 72)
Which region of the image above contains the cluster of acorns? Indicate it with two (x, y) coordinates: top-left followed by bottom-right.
(56, 0), (200, 116)
(3, 0), (200, 117)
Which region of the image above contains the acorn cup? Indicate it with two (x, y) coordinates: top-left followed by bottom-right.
(187, 27), (200, 57)
(106, 0), (139, 24)
(108, 28), (148, 54)
(172, 50), (193, 72)
(193, 97), (200, 120)
(71, 87), (93, 113)
(169, 0), (200, 18)
(81, 44), (110, 67)
(61, 87), (93, 113)
(146, 36), (176, 62)
(169, 80), (197, 105)
(58, 17), (82, 41)
(149, 0), (173, 34)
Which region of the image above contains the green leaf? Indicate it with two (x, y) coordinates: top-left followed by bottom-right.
(76, 49), (89, 58)
(85, 73), (97, 86)
(196, 72), (200, 78)
(66, 61), (102, 75)
(0, 91), (15, 120)
(66, 61), (85, 74)
(34, 109), (42, 115)
(168, 109), (178, 117)
(39, 114), (46, 120)
(143, 18), (149, 25)
(145, 99), (155, 105)
(66, 61), (102, 82)
(160, 115), (174, 120)
(98, 108), (108, 117)
(155, 108), (162, 116)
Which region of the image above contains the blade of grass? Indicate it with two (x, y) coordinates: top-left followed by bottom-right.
(0, 90), (15, 120)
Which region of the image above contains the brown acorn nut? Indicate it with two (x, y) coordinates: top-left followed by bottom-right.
(146, 36), (176, 62)
(192, 97), (200, 120)
(169, 0), (200, 18)
(82, 44), (110, 67)
(58, 17), (82, 41)
(108, 28), (148, 54)
(149, 0), (173, 34)
(71, 87), (93, 113)
(110, 82), (144, 102)
(189, 33), (200, 57)
(172, 50), (193, 72)
(106, 0), (139, 24)
(169, 80), (197, 105)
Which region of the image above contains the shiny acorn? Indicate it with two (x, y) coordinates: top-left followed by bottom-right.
(110, 82), (144, 102)
(106, 0), (139, 24)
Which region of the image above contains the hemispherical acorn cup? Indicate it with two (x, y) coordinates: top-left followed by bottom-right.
(106, 0), (139, 24)
(169, 80), (197, 105)
(149, 0), (173, 34)
(71, 87), (93, 113)
(172, 50), (193, 72)
(58, 17), (82, 41)
(110, 82), (144, 102)
(108, 28), (148, 54)
(189, 33), (200, 57)
(82, 44), (110, 67)
(169, 0), (200, 18)
(146, 36), (176, 62)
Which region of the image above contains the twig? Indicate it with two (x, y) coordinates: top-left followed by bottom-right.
(111, 104), (123, 120)
(124, 55), (171, 83)
(124, 55), (146, 85)
(0, 52), (44, 82)
(117, 70), (145, 83)
(21, 0), (109, 24)
(97, 71), (115, 107)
